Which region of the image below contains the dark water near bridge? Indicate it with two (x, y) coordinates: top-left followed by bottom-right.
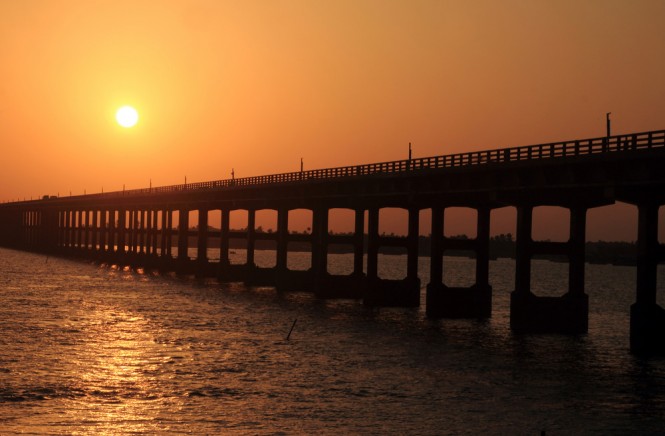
(1, 247), (665, 435)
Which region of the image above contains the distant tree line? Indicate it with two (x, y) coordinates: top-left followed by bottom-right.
(181, 227), (638, 265)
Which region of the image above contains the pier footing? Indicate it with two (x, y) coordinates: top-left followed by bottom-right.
(275, 269), (315, 292)
(315, 273), (365, 299)
(630, 303), (665, 355)
(363, 277), (421, 307)
(425, 283), (492, 318)
(510, 291), (588, 334)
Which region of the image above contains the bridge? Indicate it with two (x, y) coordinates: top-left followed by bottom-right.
(1, 130), (665, 354)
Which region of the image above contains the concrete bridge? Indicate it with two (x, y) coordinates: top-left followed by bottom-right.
(1, 130), (664, 354)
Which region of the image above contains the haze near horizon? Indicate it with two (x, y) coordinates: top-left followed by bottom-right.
(1, 1), (664, 241)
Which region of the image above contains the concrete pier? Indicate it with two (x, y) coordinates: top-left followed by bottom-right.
(629, 202), (665, 354)
(427, 206), (492, 318)
(510, 205), (589, 334)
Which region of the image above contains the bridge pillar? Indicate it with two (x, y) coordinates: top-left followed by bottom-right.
(177, 208), (190, 272)
(276, 208), (288, 273)
(83, 210), (90, 250)
(64, 210), (71, 251)
(91, 209), (98, 253)
(366, 207), (379, 283)
(75, 210), (82, 250)
(510, 205), (588, 334)
(67, 210), (73, 251)
(137, 209), (144, 255)
(130, 209), (138, 255)
(98, 210), (106, 254)
(312, 207), (329, 297)
(427, 207), (492, 318)
(102, 210), (109, 254)
(145, 209), (152, 256)
(406, 207), (420, 282)
(246, 209), (256, 269)
(219, 209), (231, 271)
(166, 209), (174, 258)
(630, 202), (665, 355)
(160, 209), (167, 257)
(126, 210), (133, 254)
(273, 207), (290, 289)
(55, 210), (62, 251)
(353, 208), (364, 276)
(138, 209), (145, 254)
(196, 208), (209, 277)
(108, 210), (116, 255)
(149, 209), (156, 255)
(151, 209), (158, 256)
(117, 208), (126, 255)
(143, 210), (150, 256)
(107, 210), (113, 255)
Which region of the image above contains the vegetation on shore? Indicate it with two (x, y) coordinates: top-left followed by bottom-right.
(182, 227), (638, 266)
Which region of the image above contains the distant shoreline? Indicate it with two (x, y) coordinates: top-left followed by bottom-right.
(177, 231), (638, 266)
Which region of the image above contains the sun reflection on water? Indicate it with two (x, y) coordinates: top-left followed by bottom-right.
(60, 304), (184, 434)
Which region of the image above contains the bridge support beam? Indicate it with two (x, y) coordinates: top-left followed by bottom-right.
(510, 205), (588, 334)
(427, 207), (492, 318)
(630, 202), (665, 355)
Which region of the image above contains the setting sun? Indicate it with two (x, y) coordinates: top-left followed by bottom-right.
(116, 106), (139, 128)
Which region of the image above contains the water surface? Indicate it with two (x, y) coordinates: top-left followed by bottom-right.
(1, 248), (664, 434)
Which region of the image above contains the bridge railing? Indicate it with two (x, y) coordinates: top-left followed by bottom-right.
(20, 129), (665, 203)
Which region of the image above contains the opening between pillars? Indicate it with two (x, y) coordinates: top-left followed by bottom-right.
(254, 209), (277, 268)
(287, 209), (313, 271)
(530, 206), (570, 297)
(326, 208), (358, 275)
(376, 207), (409, 280)
(442, 207), (478, 288)
(227, 210), (248, 265)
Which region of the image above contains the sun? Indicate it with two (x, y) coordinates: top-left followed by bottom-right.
(116, 106), (139, 128)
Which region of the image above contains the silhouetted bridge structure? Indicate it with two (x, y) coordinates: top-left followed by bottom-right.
(2, 130), (665, 354)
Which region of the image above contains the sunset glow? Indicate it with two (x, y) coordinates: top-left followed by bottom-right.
(1, 1), (664, 239)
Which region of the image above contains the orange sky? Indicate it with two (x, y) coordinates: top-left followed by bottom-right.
(1, 1), (664, 240)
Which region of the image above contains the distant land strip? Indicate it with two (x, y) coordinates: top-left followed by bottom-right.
(176, 230), (637, 266)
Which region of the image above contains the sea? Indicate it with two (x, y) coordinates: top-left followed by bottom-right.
(1, 246), (664, 435)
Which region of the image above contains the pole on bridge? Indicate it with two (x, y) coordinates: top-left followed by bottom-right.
(606, 112), (611, 137)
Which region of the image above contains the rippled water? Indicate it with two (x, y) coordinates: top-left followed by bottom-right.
(1, 247), (665, 435)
